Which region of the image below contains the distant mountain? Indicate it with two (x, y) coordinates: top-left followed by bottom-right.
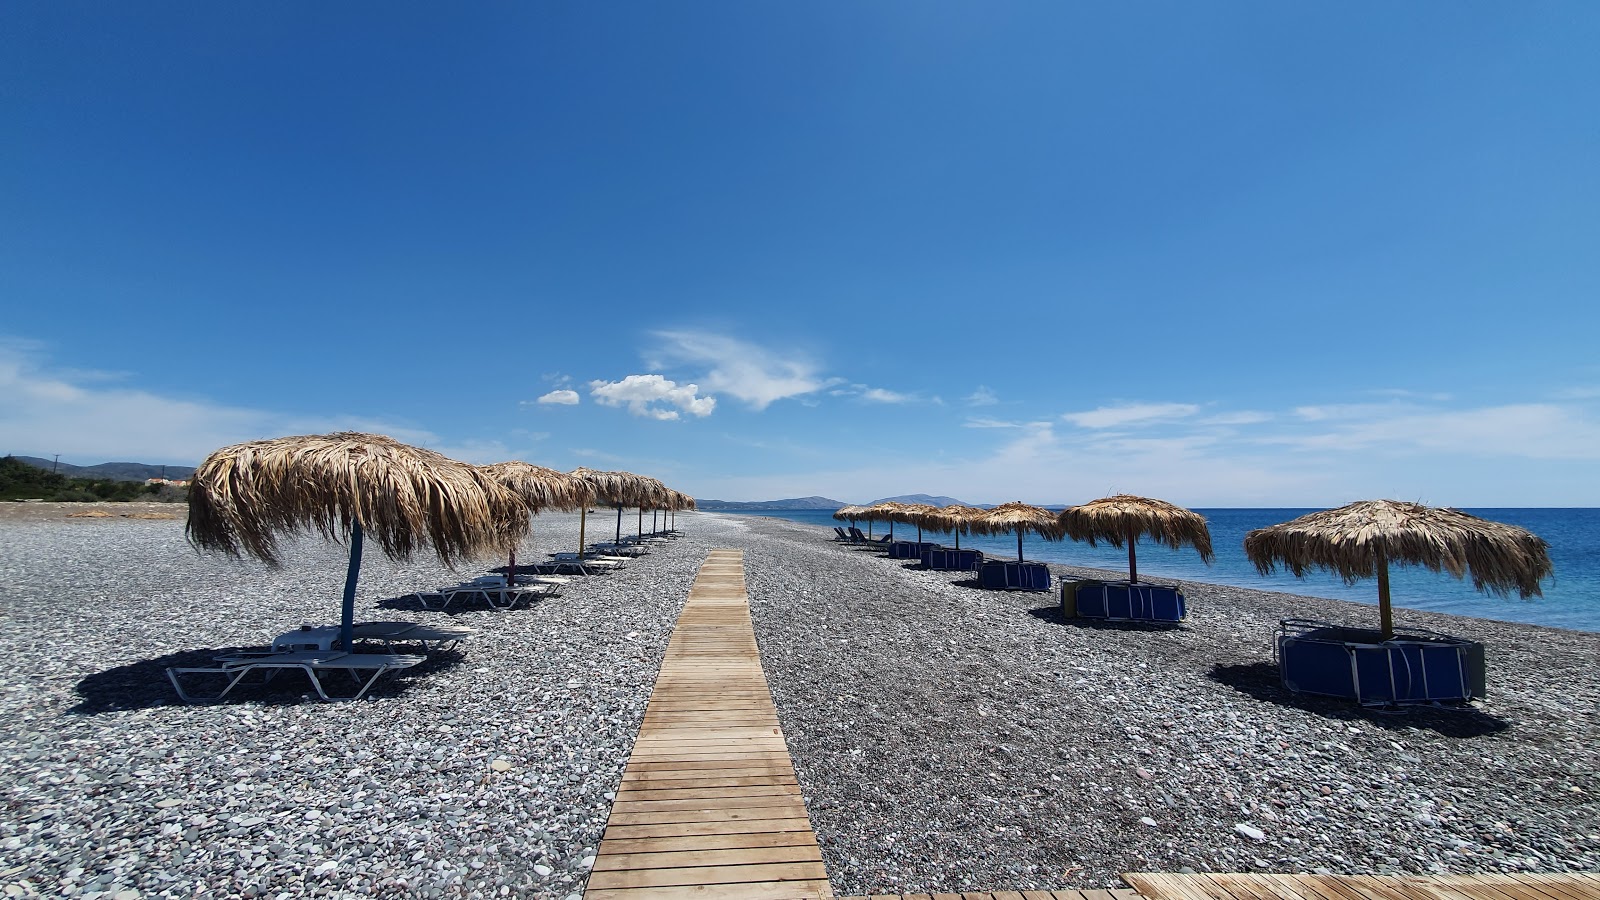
(869, 493), (978, 507)
(13, 456), (196, 482)
(695, 496), (846, 511)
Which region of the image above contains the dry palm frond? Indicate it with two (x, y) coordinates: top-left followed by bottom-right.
(479, 461), (593, 512)
(1244, 500), (1551, 598)
(187, 432), (528, 567)
(888, 502), (941, 528)
(857, 501), (911, 522)
(971, 501), (1063, 539)
(923, 504), (987, 535)
(1059, 494), (1215, 561)
(570, 467), (643, 507)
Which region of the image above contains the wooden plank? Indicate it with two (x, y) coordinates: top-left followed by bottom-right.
(1502, 876), (1590, 900)
(585, 880), (834, 900)
(586, 860), (829, 890)
(599, 830), (819, 857)
(591, 845), (826, 873)
(1205, 874), (1291, 900)
(615, 784), (802, 802)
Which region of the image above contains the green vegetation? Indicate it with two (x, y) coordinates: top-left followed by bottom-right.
(0, 455), (186, 502)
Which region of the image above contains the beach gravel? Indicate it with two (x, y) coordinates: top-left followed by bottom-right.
(1, 506), (1596, 898)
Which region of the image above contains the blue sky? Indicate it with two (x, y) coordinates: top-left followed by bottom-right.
(4, 3), (1598, 506)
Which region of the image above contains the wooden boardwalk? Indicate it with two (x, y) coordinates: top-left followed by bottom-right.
(1123, 872), (1600, 900)
(586, 549), (833, 900)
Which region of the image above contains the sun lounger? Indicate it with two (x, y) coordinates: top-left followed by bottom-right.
(833, 527), (853, 542)
(272, 621), (474, 653)
(848, 527), (891, 544)
(166, 650), (426, 703)
(413, 575), (564, 611)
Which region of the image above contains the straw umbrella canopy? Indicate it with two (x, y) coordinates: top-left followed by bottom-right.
(188, 432), (528, 653)
(1243, 500), (1553, 640)
(1058, 494), (1215, 585)
(924, 504), (986, 550)
(832, 504), (866, 523)
(971, 501), (1063, 562)
(477, 462), (593, 575)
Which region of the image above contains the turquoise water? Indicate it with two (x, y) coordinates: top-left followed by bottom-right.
(715, 507), (1600, 633)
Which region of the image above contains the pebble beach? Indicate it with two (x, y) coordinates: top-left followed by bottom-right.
(1, 505), (1597, 899)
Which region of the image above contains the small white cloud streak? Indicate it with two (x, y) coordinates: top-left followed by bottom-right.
(536, 389), (580, 406)
(861, 388), (912, 404)
(589, 374), (715, 421)
(1062, 403), (1200, 429)
(967, 386), (998, 406)
(653, 330), (828, 410)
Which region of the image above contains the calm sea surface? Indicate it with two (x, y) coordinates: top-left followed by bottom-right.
(713, 507), (1600, 633)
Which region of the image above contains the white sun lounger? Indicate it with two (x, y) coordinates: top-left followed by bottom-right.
(166, 650), (426, 703)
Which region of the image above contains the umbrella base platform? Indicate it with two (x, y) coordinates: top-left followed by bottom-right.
(1275, 618), (1486, 704)
(1064, 580), (1187, 623)
(978, 560), (1052, 591)
(923, 547), (983, 571)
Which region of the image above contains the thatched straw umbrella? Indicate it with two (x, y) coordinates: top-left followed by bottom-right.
(666, 490), (695, 531)
(569, 467), (657, 555)
(924, 504), (986, 550)
(1244, 500), (1553, 640)
(478, 462), (593, 575)
(891, 503), (940, 543)
(632, 475), (670, 540)
(859, 501), (908, 540)
(188, 432), (527, 652)
(972, 501), (1062, 562)
(1058, 494), (1214, 585)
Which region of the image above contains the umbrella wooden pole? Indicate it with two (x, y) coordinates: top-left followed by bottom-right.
(615, 505), (623, 544)
(578, 508), (587, 560)
(1017, 530), (1024, 563)
(1377, 552), (1393, 640)
(637, 506), (643, 538)
(339, 522), (364, 653)
(1127, 525), (1139, 584)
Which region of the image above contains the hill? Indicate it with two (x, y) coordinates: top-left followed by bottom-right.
(13, 456), (196, 482)
(868, 493), (978, 507)
(695, 496), (846, 511)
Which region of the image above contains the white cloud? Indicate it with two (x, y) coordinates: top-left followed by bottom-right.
(1061, 403), (1200, 429)
(1199, 411), (1272, 426)
(967, 386), (998, 406)
(861, 388), (912, 404)
(589, 374), (715, 421)
(652, 330), (832, 410)
(0, 339), (529, 465)
(1267, 403), (1600, 460)
(536, 389), (580, 406)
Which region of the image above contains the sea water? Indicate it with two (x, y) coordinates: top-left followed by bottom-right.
(714, 507), (1600, 633)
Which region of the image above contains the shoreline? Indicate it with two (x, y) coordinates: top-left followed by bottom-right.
(0, 508), (1595, 898)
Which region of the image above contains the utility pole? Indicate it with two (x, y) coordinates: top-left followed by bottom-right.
(52, 454), (60, 474)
